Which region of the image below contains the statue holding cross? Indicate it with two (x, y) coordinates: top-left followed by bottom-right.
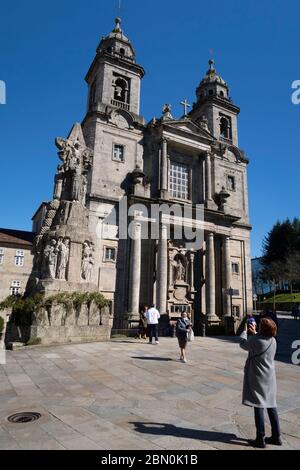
(180, 98), (191, 117)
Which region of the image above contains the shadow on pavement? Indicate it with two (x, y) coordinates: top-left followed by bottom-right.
(131, 357), (174, 362)
(129, 422), (250, 447)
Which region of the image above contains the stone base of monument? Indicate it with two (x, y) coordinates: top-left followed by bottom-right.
(30, 322), (112, 346)
(36, 279), (99, 296)
(31, 299), (113, 345)
(5, 292), (113, 346)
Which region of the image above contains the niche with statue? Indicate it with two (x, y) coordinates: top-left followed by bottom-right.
(167, 246), (196, 318)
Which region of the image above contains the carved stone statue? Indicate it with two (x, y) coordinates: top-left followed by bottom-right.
(53, 165), (64, 200)
(42, 239), (58, 279)
(71, 164), (82, 202)
(56, 238), (70, 280)
(162, 103), (173, 120)
(55, 137), (92, 205)
(175, 259), (186, 282)
(81, 241), (94, 282)
(199, 114), (209, 131)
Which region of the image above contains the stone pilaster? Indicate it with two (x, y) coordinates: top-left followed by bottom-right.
(223, 236), (232, 317)
(205, 152), (212, 203)
(189, 251), (195, 291)
(168, 250), (174, 290)
(129, 221), (142, 319)
(206, 232), (218, 321)
(156, 224), (168, 314)
(160, 138), (169, 198)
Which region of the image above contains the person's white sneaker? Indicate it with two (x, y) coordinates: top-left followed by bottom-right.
(183, 358), (187, 363)
(155, 341), (159, 344)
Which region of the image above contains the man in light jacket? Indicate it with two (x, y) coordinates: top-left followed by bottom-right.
(146, 304), (160, 344)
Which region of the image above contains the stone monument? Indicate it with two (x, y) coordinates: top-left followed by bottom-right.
(22, 123), (113, 345)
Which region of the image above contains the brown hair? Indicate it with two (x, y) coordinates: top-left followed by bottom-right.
(259, 318), (277, 338)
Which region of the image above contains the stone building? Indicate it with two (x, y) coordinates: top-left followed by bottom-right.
(12, 17), (253, 340)
(76, 17), (253, 329)
(0, 229), (34, 301)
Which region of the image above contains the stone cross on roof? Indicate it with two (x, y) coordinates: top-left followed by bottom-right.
(180, 99), (191, 116)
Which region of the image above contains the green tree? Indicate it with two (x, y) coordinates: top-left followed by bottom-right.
(285, 251), (300, 293)
(261, 260), (286, 310)
(262, 218), (300, 294)
(262, 218), (300, 266)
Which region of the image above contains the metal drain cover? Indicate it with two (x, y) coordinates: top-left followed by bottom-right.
(7, 412), (41, 424)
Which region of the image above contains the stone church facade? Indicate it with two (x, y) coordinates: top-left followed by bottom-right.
(33, 18), (252, 334)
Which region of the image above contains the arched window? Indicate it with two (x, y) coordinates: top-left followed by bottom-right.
(120, 48), (125, 56)
(107, 46), (112, 54)
(113, 77), (128, 103)
(220, 116), (232, 140)
(208, 89), (214, 96)
(220, 90), (224, 97)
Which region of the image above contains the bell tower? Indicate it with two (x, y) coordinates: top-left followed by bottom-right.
(81, 17), (145, 209)
(190, 60), (240, 147)
(85, 17), (145, 117)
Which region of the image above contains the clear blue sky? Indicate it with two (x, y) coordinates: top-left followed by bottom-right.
(0, 0), (299, 257)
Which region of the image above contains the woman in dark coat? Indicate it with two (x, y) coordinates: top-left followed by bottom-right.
(176, 312), (191, 363)
(137, 305), (148, 340)
(240, 317), (282, 448)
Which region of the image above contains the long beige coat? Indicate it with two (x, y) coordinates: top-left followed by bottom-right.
(240, 331), (277, 408)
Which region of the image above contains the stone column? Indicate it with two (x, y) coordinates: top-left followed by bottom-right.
(205, 152), (212, 202)
(156, 224), (168, 314)
(160, 138), (168, 197)
(223, 236), (232, 317)
(168, 250), (174, 290)
(205, 232), (217, 321)
(189, 251), (195, 291)
(129, 221), (142, 319)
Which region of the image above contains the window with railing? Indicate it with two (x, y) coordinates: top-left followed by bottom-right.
(112, 74), (131, 111)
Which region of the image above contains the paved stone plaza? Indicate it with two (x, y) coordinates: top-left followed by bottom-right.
(0, 314), (299, 450)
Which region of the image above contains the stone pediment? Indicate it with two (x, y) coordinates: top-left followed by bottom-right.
(163, 118), (214, 141)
